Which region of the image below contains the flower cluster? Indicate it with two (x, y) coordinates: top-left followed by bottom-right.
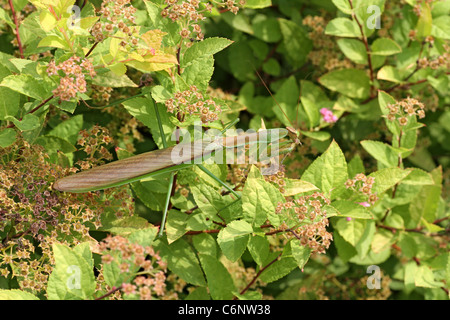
(0, 137), (133, 293)
(97, 235), (168, 300)
(164, 85), (223, 123)
(320, 108), (338, 124)
(91, 0), (138, 46)
(162, 1), (245, 46)
(91, 85), (114, 103)
(303, 15), (354, 72)
(417, 44), (450, 70)
(47, 56), (96, 101)
(76, 125), (114, 168)
(275, 192), (333, 254)
(265, 168), (286, 193)
(345, 173), (378, 206)
(385, 97), (426, 126)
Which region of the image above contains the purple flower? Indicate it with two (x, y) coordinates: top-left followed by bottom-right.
(346, 217), (352, 221)
(358, 202), (371, 208)
(320, 108), (338, 123)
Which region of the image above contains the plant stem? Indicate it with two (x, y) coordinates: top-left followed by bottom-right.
(237, 252), (282, 298)
(348, 0), (375, 98)
(85, 41), (99, 58)
(95, 285), (123, 300)
(8, 0), (24, 58)
(6, 95), (54, 129)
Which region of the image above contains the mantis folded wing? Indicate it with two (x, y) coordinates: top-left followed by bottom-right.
(53, 128), (288, 193)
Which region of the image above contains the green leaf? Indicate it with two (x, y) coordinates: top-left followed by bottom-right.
(331, 0), (352, 14)
(35, 135), (76, 155)
(283, 179), (319, 196)
(325, 18), (360, 38)
(335, 218), (366, 246)
(416, 2), (433, 39)
(0, 289), (39, 300)
(400, 168), (435, 186)
(319, 69), (370, 99)
(38, 35), (69, 50)
(156, 238), (206, 286)
(301, 140), (348, 199)
(5, 114), (40, 132)
(129, 226), (159, 248)
(259, 250), (297, 283)
(99, 215), (150, 235)
(278, 19), (312, 68)
(337, 39), (368, 64)
(360, 140), (399, 168)
(333, 230), (357, 261)
(181, 55), (214, 93)
(348, 155), (365, 177)
(301, 97), (319, 129)
(377, 65), (406, 83)
(272, 76), (300, 128)
(47, 243), (95, 300)
(0, 74), (46, 100)
(192, 233), (218, 257)
(355, 221), (376, 259)
(431, 16), (450, 40)
(300, 130), (331, 142)
(0, 87), (20, 120)
(378, 90), (401, 136)
(247, 235), (269, 266)
(93, 71), (137, 88)
(228, 41), (257, 82)
(185, 287), (211, 300)
(371, 38), (402, 56)
(385, 213), (405, 229)
(244, 0), (272, 9)
(198, 254), (236, 300)
(262, 58), (281, 76)
(253, 17), (282, 43)
(122, 96), (175, 149)
(242, 166), (285, 226)
(191, 184), (228, 220)
(371, 229), (395, 253)
(47, 114), (83, 145)
(217, 220), (253, 262)
(409, 168), (442, 225)
(39, 10), (57, 31)
(166, 209), (189, 244)
(0, 128), (17, 148)
(182, 37), (233, 68)
(331, 200), (373, 219)
(290, 241), (311, 270)
(415, 266), (442, 288)
(370, 167), (412, 195)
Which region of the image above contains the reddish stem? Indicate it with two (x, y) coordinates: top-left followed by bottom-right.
(8, 0), (24, 58)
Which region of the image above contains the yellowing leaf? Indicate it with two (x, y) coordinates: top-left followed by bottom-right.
(39, 10), (57, 31)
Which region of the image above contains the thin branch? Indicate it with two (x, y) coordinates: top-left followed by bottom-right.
(8, 0), (24, 58)
(237, 252), (282, 298)
(95, 285), (122, 300)
(6, 95), (54, 129)
(85, 41), (99, 58)
(349, 0), (375, 98)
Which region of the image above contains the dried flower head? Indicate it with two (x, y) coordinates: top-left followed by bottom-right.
(385, 97), (426, 126)
(47, 56), (96, 101)
(274, 192), (332, 254)
(165, 85), (223, 123)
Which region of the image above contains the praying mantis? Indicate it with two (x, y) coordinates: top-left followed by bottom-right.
(53, 101), (298, 236)
(53, 70), (303, 237)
